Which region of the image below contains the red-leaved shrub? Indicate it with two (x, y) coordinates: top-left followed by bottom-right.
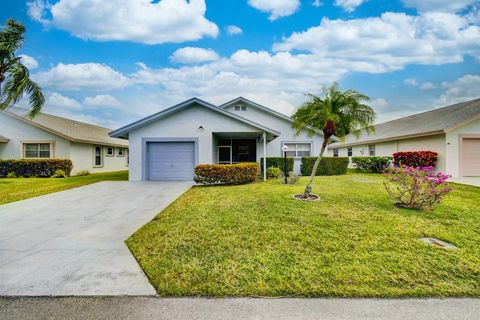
(393, 151), (438, 168)
(194, 163), (259, 185)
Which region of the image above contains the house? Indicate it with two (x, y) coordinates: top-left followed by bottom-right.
(110, 97), (325, 181)
(328, 98), (480, 177)
(0, 107), (129, 175)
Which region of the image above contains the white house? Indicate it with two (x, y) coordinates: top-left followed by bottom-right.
(110, 97), (325, 181)
(328, 98), (480, 177)
(0, 107), (129, 175)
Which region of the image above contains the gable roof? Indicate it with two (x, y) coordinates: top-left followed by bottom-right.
(331, 98), (480, 147)
(109, 97), (281, 139)
(3, 107), (128, 147)
(0, 134), (8, 142)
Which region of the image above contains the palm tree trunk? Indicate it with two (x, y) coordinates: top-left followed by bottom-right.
(303, 137), (329, 196)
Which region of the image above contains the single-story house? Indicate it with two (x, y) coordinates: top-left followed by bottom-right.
(110, 97), (325, 181)
(328, 98), (480, 177)
(0, 107), (129, 174)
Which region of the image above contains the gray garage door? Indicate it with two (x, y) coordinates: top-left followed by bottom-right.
(147, 142), (195, 180)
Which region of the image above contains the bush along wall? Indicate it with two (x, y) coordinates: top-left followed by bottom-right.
(0, 159), (73, 178)
(393, 151), (438, 168)
(301, 157), (349, 176)
(260, 157), (294, 174)
(351, 156), (392, 173)
(194, 163), (260, 185)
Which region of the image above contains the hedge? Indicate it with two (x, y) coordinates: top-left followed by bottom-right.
(393, 151), (438, 168)
(260, 157), (294, 174)
(0, 159), (73, 178)
(194, 163), (260, 185)
(300, 157), (349, 176)
(351, 156), (392, 173)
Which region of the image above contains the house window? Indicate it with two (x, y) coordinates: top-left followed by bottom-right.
(348, 147), (353, 157)
(117, 148), (124, 157)
(126, 149), (129, 166)
(368, 144), (375, 156)
(284, 143), (311, 157)
(24, 143), (51, 159)
(235, 105), (247, 111)
(94, 146), (103, 167)
(106, 147), (114, 156)
(241, 105), (247, 111)
(333, 148), (339, 157)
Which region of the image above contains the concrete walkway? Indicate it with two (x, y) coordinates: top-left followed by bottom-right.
(0, 181), (193, 296)
(1, 297), (479, 320)
(449, 177), (480, 187)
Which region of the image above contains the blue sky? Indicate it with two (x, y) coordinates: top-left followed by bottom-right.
(3, 0), (480, 128)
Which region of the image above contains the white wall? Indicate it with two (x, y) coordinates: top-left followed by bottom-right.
(69, 142), (129, 174)
(445, 118), (480, 177)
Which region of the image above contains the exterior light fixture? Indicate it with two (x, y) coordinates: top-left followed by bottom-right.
(282, 145), (289, 184)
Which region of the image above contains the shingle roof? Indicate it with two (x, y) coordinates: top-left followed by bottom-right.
(0, 134), (8, 142)
(4, 107), (128, 147)
(331, 98), (480, 147)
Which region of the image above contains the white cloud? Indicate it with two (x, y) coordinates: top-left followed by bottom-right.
(27, 0), (218, 45)
(404, 78), (418, 86)
(435, 74), (480, 106)
(334, 0), (365, 12)
(312, 0), (322, 8)
(226, 25), (243, 35)
(170, 47), (220, 64)
(19, 54), (39, 69)
(248, 0), (300, 20)
(419, 82), (436, 90)
(33, 63), (131, 91)
(273, 12), (480, 72)
(405, 78), (436, 90)
(370, 98), (389, 110)
(83, 94), (122, 107)
(401, 0), (476, 13)
(45, 92), (82, 110)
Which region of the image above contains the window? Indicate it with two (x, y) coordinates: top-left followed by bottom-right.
(368, 144), (375, 156)
(117, 148), (124, 157)
(235, 105), (240, 111)
(241, 105), (247, 111)
(24, 143), (51, 159)
(333, 148), (339, 157)
(348, 147), (353, 157)
(235, 105), (247, 111)
(126, 149), (129, 166)
(106, 147), (114, 156)
(283, 143), (311, 157)
(94, 146), (103, 167)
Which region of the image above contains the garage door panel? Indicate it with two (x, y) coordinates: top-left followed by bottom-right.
(147, 142), (195, 180)
(462, 138), (480, 177)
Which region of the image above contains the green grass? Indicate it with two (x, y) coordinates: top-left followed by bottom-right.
(0, 171), (128, 205)
(127, 173), (480, 297)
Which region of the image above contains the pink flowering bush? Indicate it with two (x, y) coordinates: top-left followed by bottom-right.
(383, 165), (452, 210)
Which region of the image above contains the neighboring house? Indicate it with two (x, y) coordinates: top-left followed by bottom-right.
(110, 97), (325, 181)
(0, 107), (129, 175)
(328, 98), (480, 177)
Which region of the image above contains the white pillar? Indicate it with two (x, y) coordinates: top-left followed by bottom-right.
(263, 131), (267, 181)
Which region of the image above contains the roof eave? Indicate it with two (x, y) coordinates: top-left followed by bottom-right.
(330, 130), (445, 148)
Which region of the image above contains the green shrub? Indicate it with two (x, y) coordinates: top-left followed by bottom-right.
(260, 157), (294, 174)
(0, 159), (73, 178)
(194, 163), (260, 185)
(75, 170), (91, 176)
(6, 172), (17, 178)
(352, 156), (392, 173)
(52, 170), (67, 178)
(266, 166), (281, 178)
(300, 157), (349, 176)
(280, 171), (299, 185)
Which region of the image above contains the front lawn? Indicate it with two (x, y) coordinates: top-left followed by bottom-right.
(0, 171), (128, 205)
(127, 173), (480, 297)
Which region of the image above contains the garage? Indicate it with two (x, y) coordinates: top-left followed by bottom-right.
(147, 141), (195, 180)
(462, 138), (480, 176)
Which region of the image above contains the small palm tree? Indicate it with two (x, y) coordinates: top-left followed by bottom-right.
(0, 19), (44, 117)
(292, 83), (375, 197)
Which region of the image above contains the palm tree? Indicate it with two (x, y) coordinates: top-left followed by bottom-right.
(292, 83), (375, 197)
(0, 19), (44, 117)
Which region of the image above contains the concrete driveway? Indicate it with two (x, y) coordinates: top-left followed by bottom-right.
(0, 181), (193, 296)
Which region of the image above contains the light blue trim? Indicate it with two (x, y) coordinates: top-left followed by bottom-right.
(280, 140), (314, 157)
(141, 137), (199, 181)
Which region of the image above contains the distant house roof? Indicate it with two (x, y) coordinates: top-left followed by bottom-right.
(110, 97), (281, 139)
(3, 107), (128, 147)
(0, 134), (8, 142)
(330, 98), (480, 147)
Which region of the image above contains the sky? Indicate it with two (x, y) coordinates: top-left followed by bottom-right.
(2, 0), (480, 128)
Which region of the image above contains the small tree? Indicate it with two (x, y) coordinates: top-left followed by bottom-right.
(0, 19), (44, 116)
(292, 83), (375, 197)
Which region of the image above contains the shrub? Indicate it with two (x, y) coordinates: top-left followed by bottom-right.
(300, 157), (349, 176)
(194, 163), (260, 185)
(393, 151), (438, 168)
(260, 157), (294, 174)
(75, 170), (91, 176)
(6, 172), (17, 178)
(280, 171), (299, 185)
(52, 170), (67, 178)
(0, 159), (73, 178)
(384, 165), (452, 210)
(352, 156), (392, 173)
(266, 166), (281, 179)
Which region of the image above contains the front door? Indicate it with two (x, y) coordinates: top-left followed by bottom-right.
(218, 145), (232, 164)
